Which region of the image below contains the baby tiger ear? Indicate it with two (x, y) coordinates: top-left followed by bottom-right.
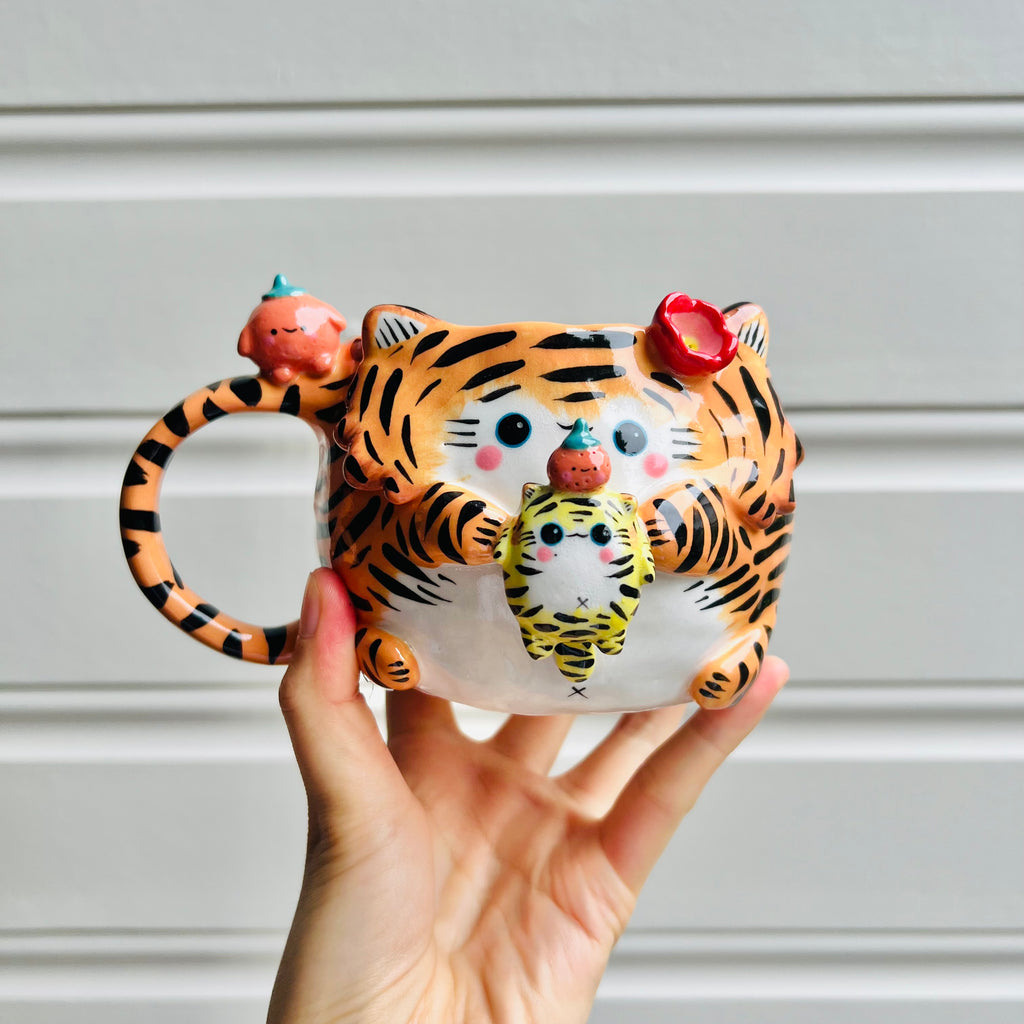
(361, 304), (437, 351)
(721, 302), (769, 359)
(620, 493), (638, 516)
(521, 483), (543, 504)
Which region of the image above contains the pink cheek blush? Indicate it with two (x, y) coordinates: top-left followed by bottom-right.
(475, 446), (503, 471)
(599, 547), (615, 563)
(537, 546), (554, 562)
(644, 452), (669, 478)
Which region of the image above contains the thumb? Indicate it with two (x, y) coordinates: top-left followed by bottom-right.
(279, 569), (409, 830)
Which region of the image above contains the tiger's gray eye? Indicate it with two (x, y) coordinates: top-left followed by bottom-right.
(590, 523), (612, 546)
(540, 523), (563, 545)
(496, 413), (531, 448)
(613, 419), (647, 456)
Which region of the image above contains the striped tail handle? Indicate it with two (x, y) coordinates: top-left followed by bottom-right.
(119, 373), (345, 664)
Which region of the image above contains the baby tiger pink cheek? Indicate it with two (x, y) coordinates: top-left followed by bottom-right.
(599, 547), (615, 563)
(475, 446), (503, 471)
(644, 452), (668, 478)
(538, 546), (554, 562)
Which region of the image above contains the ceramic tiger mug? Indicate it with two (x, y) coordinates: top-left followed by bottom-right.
(120, 276), (802, 714)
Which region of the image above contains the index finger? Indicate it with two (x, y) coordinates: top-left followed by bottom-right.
(598, 657), (788, 892)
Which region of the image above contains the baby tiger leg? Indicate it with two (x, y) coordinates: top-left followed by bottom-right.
(594, 629), (627, 656)
(689, 625), (770, 709)
(554, 641), (597, 683)
(355, 625), (420, 691)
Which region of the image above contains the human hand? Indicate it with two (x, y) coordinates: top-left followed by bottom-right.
(268, 568), (788, 1024)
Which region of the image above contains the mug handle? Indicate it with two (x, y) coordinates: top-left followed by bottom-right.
(119, 373), (347, 664)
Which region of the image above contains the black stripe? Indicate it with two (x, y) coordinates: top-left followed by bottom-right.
(367, 638), (383, 668)
(350, 593), (373, 613)
(772, 448), (787, 483)
(650, 371), (684, 392)
(411, 329), (450, 362)
(401, 415), (417, 468)
(265, 625), (289, 664)
(676, 512), (705, 573)
(424, 490), (461, 533)
(505, 585), (529, 599)
(618, 584), (640, 599)
(163, 403), (190, 437)
(456, 499), (485, 541)
(203, 398), (227, 421)
(740, 365), (773, 444)
(753, 532), (792, 565)
(122, 460), (148, 487)
(122, 537), (140, 559)
(378, 368), (402, 435)
(358, 364), (378, 419)
(280, 385), (301, 416)
(229, 377), (263, 407)
(393, 459), (413, 485)
(461, 360), (526, 392)
(181, 603), (219, 633)
(540, 364), (626, 384)
(707, 565), (747, 591)
(533, 330), (635, 350)
(342, 454), (368, 485)
(416, 378), (443, 405)
(479, 385), (521, 403)
(380, 542), (432, 584)
(558, 391), (605, 403)
(344, 496), (382, 543)
(436, 521), (463, 563)
(368, 564), (432, 604)
(703, 574), (758, 610)
(120, 508), (160, 532)
(430, 330), (517, 368)
(141, 580), (174, 609)
(766, 376), (786, 422)
(363, 431), (383, 465)
(222, 630), (244, 658)
(315, 399), (347, 424)
(137, 440), (173, 467)
(712, 381), (740, 418)
(653, 497), (688, 554)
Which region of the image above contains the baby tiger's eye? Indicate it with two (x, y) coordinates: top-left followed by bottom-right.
(590, 523), (612, 546)
(539, 523), (563, 545)
(495, 412), (531, 448)
(270, 328), (278, 335)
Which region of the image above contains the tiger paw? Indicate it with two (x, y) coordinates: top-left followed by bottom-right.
(355, 625), (420, 690)
(689, 626), (769, 709)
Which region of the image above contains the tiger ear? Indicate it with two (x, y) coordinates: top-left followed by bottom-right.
(722, 302), (769, 359)
(521, 483), (543, 505)
(620, 492), (638, 516)
(361, 304), (438, 351)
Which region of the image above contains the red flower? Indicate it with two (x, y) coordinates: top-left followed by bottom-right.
(648, 293), (738, 377)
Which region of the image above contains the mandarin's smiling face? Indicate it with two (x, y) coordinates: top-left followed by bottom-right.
(237, 294), (351, 385)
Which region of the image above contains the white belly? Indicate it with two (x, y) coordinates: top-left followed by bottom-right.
(374, 563), (728, 714)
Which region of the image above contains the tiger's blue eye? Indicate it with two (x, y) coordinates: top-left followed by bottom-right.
(590, 523), (612, 546)
(540, 523), (563, 545)
(496, 412), (531, 448)
(613, 419), (648, 456)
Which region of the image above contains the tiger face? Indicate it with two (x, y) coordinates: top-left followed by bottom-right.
(340, 307), (706, 514)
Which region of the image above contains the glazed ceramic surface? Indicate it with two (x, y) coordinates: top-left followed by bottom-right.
(120, 280), (802, 714)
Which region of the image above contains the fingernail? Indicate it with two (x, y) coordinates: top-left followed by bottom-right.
(299, 573), (320, 638)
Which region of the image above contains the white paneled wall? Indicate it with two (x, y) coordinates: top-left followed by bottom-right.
(2, 3), (1022, 1021)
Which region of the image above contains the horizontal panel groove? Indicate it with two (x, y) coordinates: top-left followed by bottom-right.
(4, 410), (1024, 499)
(2, 101), (1024, 200)
(1, 683), (1022, 764)
(0, 929), (1020, 1002)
